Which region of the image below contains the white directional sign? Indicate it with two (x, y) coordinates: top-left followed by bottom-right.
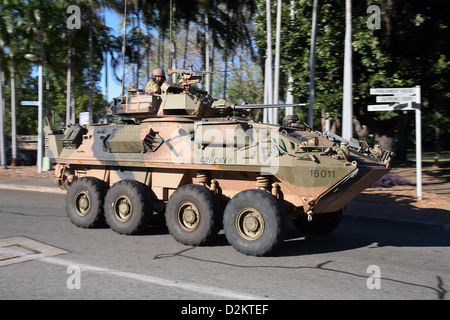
(367, 103), (417, 111)
(370, 88), (416, 95)
(376, 95), (417, 103)
(367, 86), (422, 200)
(20, 101), (39, 106)
(368, 86), (421, 111)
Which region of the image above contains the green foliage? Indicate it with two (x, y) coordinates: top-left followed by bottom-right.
(253, 0), (450, 152)
(1, 0), (450, 155)
(1, 0), (113, 134)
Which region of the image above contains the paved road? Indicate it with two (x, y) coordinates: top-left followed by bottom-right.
(1, 187), (449, 303)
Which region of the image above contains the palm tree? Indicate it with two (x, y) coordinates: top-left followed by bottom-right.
(137, 0), (256, 94)
(0, 60), (5, 169)
(0, 0), (31, 166)
(0, 2), (15, 167)
(81, 0), (119, 122)
(342, 0), (353, 140)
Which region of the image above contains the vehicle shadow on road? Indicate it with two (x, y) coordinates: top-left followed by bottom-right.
(140, 215), (450, 255)
(152, 223), (449, 300)
(279, 219), (450, 258)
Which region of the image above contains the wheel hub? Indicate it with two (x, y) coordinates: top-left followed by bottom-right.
(114, 196), (133, 222)
(243, 215), (260, 232)
(236, 208), (264, 241)
(183, 207), (197, 225)
(79, 195), (89, 211)
(74, 191), (91, 217)
(118, 200), (130, 215)
(177, 202), (200, 231)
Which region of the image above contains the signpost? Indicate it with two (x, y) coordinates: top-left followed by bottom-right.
(368, 86), (422, 200)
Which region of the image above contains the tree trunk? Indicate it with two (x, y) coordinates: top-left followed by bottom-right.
(0, 67), (6, 169)
(66, 30), (73, 125)
(375, 134), (393, 152)
(183, 21), (189, 69)
(342, 0), (353, 140)
(395, 113), (411, 161)
(204, 12), (211, 93)
(88, 2), (94, 123)
(434, 126), (441, 168)
(353, 117), (368, 141)
(103, 8), (108, 120)
(223, 50), (228, 99)
(264, 0), (273, 124)
(308, 0), (318, 128)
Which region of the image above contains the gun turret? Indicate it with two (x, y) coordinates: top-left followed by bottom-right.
(110, 69), (305, 120)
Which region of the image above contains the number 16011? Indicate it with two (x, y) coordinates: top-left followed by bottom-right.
(310, 169), (336, 178)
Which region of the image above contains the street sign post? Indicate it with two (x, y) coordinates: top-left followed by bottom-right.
(368, 86), (422, 200)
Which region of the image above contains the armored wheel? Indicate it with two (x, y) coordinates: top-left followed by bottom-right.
(66, 177), (108, 228)
(165, 184), (220, 246)
(293, 209), (343, 235)
(104, 180), (153, 235)
(223, 189), (287, 256)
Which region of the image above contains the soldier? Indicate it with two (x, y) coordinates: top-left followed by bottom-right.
(145, 67), (166, 94)
(182, 83), (192, 93)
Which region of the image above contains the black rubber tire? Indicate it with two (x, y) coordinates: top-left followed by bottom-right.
(293, 209), (343, 235)
(66, 177), (107, 228)
(165, 184), (220, 246)
(223, 189), (287, 256)
(104, 180), (153, 235)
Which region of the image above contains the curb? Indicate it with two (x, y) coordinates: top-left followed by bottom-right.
(0, 183), (66, 194)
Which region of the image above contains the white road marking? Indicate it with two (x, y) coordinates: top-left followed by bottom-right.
(0, 245), (269, 300)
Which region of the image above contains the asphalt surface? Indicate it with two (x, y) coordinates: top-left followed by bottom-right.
(1, 173), (449, 234)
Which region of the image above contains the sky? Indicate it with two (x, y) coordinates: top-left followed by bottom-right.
(100, 8), (123, 101)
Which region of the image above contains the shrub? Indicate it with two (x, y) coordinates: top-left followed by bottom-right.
(372, 173), (411, 188)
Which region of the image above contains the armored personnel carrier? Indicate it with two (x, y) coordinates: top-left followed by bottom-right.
(45, 70), (391, 256)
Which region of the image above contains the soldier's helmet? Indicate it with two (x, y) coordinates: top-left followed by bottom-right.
(152, 67), (166, 82)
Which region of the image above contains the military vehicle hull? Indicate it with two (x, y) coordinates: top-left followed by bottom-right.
(45, 114), (389, 256)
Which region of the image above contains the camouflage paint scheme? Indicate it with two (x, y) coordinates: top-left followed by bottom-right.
(44, 72), (391, 255)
